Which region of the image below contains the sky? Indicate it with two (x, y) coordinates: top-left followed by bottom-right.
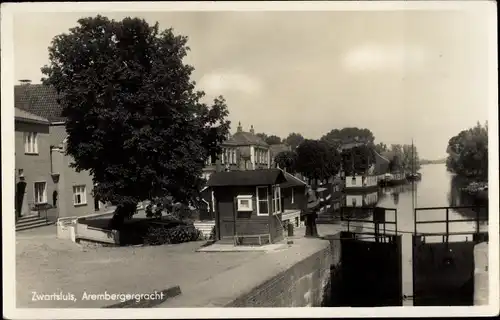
(12, 6), (495, 159)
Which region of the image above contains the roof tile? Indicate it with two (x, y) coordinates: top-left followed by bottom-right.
(15, 84), (65, 122)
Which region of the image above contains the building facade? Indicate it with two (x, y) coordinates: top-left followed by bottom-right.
(15, 83), (99, 221)
(15, 108), (55, 219)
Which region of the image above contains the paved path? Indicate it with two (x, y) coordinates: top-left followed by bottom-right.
(15, 223), (345, 308)
(16, 233), (264, 308)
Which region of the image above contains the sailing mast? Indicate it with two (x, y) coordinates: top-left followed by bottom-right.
(411, 139), (416, 211)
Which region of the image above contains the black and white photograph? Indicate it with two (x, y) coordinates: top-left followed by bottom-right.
(1, 1), (498, 318)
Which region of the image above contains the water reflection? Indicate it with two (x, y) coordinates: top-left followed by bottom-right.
(340, 163), (488, 233)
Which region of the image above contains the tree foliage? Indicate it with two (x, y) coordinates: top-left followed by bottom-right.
(284, 132), (305, 150)
(255, 133), (268, 142)
(374, 142), (388, 154)
(321, 127), (375, 148)
(340, 145), (376, 176)
(384, 144), (421, 173)
(265, 135), (282, 145)
(446, 121), (488, 180)
(295, 139), (340, 182)
(41, 16), (230, 227)
(274, 150), (297, 173)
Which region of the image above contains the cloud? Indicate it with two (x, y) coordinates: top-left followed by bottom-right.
(341, 43), (428, 73)
(198, 72), (262, 96)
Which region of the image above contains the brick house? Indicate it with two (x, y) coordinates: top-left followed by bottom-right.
(15, 83), (99, 221)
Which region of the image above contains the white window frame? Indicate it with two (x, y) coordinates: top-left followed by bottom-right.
(236, 195), (253, 212)
(24, 132), (39, 154)
(256, 186), (270, 216)
(33, 181), (47, 204)
(291, 187), (295, 204)
(73, 185), (87, 206)
(272, 185), (282, 214)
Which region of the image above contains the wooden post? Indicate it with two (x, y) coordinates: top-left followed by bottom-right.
(476, 206), (480, 236)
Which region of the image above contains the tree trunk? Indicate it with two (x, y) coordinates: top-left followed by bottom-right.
(108, 202), (137, 230)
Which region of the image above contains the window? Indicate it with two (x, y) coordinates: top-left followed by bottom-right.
(236, 195), (253, 212)
(33, 182), (47, 204)
(256, 186), (269, 216)
(232, 149), (237, 164)
(24, 132), (38, 154)
(73, 185), (87, 206)
(272, 185), (282, 214)
(291, 187), (295, 204)
(351, 177), (356, 186)
(352, 198), (357, 207)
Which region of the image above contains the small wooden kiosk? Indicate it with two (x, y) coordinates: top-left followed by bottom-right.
(206, 169), (287, 246)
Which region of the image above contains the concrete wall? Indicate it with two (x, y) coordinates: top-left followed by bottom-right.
(474, 242), (488, 305)
(163, 237), (339, 307)
(15, 121), (54, 216)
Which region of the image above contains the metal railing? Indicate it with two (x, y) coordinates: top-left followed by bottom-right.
(340, 206), (398, 240)
(414, 205), (488, 243)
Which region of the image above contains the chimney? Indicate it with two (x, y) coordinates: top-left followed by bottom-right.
(237, 122), (243, 133)
(19, 79), (32, 85)
(250, 125), (255, 135)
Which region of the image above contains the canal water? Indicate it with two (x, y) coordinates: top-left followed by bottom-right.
(343, 163), (488, 305)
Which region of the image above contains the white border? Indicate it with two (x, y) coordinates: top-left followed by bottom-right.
(2, 1), (498, 319)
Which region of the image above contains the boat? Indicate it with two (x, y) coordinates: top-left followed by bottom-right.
(406, 172), (422, 181)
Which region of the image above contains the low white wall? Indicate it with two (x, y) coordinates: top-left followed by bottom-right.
(56, 217), (79, 240)
(474, 242), (489, 305)
(75, 222), (120, 245)
(56, 209), (117, 243)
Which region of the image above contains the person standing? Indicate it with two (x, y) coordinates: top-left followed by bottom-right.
(303, 183), (320, 237)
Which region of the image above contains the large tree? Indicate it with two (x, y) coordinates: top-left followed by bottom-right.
(340, 145), (375, 176)
(41, 16), (230, 228)
(374, 142), (388, 154)
(284, 132), (305, 150)
(265, 135), (282, 145)
(255, 133), (268, 142)
(446, 121), (488, 180)
(295, 139), (340, 183)
(384, 143), (421, 173)
(274, 150), (297, 173)
(321, 127), (376, 148)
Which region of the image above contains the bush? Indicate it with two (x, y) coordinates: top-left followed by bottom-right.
(143, 223), (202, 246)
